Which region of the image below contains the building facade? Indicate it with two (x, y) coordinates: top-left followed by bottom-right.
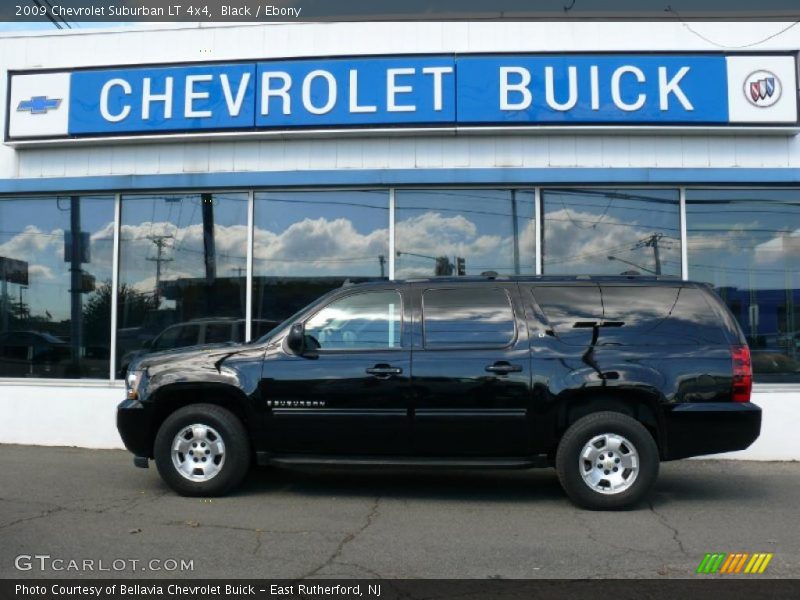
(0, 22), (797, 458)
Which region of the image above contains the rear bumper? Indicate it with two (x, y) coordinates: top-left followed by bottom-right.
(116, 398), (156, 459)
(663, 402), (762, 460)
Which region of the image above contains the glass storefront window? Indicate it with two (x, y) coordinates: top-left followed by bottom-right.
(3, 185), (799, 386)
(687, 189), (800, 383)
(116, 193), (248, 377)
(0, 196), (114, 378)
(394, 189), (535, 278)
(542, 188), (681, 277)
(253, 190), (390, 338)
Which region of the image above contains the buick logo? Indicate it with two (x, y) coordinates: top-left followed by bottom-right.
(743, 70), (782, 107)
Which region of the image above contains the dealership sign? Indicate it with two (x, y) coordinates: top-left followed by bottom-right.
(6, 53), (799, 142)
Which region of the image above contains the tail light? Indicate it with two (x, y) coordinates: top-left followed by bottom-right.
(731, 344), (752, 403)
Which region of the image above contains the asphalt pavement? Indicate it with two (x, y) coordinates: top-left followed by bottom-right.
(1, 445), (798, 579)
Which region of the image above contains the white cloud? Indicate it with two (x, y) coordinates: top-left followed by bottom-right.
(543, 208), (681, 274)
(754, 229), (800, 265)
(28, 264), (55, 281)
(253, 217), (388, 276)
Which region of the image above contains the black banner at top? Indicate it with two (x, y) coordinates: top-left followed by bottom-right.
(4, 0), (800, 23)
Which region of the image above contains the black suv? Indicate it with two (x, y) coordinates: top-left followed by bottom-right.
(117, 276), (761, 510)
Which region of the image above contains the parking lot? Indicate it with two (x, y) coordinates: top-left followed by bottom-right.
(0, 444), (798, 579)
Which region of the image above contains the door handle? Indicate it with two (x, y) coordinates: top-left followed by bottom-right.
(366, 364), (403, 378)
(485, 362), (522, 374)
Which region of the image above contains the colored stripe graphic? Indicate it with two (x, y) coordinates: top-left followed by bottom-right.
(697, 553), (727, 574)
(719, 553), (737, 573)
(697, 552), (773, 574)
(745, 553), (774, 574)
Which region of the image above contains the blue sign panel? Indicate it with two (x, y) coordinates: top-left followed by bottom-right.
(15, 52), (795, 141)
(256, 57), (456, 127)
(456, 55), (728, 123)
(69, 63), (257, 134)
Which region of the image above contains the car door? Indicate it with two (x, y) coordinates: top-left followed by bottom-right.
(262, 287), (412, 456)
(409, 283), (533, 457)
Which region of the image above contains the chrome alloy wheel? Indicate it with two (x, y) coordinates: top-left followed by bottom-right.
(171, 424), (226, 482)
(579, 433), (639, 495)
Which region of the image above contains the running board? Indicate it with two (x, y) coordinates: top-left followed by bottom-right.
(256, 453), (550, 469)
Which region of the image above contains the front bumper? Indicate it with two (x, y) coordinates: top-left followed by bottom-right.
(116, 398), (156, 459)
(663, 402), (762, 460)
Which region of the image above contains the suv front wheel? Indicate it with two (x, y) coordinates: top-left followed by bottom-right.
(154, 404), (251, 496)
(555, 411), (659, 510)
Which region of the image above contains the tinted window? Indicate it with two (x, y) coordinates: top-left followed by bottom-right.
(205, 322), (235, 344)
(530, 285), (603, 346)
(152, 324), (200, 351)
(305, 290), (401, 350)
(599, 286), (728, 346)
(423, 288), (515, 348)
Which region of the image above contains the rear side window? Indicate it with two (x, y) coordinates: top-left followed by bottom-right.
(423, 287), (515, 348)
(153, 325), (200, 351)
(529, 285), (603, 346)
(599, 286), (729, 346)
(205, 323), (234, 344)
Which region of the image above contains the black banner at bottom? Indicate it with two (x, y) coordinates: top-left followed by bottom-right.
(2, 579), (800, 600)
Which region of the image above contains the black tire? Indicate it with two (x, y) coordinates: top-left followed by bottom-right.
(555, 411), (659, 510)
(154, 403), (251, 497)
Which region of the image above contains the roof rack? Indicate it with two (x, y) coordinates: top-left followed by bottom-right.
(347, 274), (686, 285)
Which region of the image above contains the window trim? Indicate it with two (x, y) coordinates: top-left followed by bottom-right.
(420, 286), (518, 351)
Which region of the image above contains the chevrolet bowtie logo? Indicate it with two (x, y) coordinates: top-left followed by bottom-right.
(17, 96), (62, 114)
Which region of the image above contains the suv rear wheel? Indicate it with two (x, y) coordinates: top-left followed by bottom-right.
(555, 411), (659, 510)
(154, 404), (250, 497)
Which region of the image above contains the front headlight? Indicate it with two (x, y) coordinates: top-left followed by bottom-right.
(126, 369), (143, 400)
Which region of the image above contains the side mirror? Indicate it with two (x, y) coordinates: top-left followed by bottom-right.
(286, 323), (305, 355)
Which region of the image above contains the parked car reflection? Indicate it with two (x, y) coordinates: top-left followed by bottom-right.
(119, 317), (279, 377)
(0, 330), (111, 379)
(0, 331), (70, 377)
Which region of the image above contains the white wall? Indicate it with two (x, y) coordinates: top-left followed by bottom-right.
(0, 382), (124, 449)
(0, 383), (794, 460)
(712, 390), (799, 461)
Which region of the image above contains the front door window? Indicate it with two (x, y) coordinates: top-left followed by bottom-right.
(305, 291), (402, 351)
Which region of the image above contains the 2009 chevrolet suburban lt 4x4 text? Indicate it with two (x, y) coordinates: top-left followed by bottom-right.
(117, 275), (761, 510)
